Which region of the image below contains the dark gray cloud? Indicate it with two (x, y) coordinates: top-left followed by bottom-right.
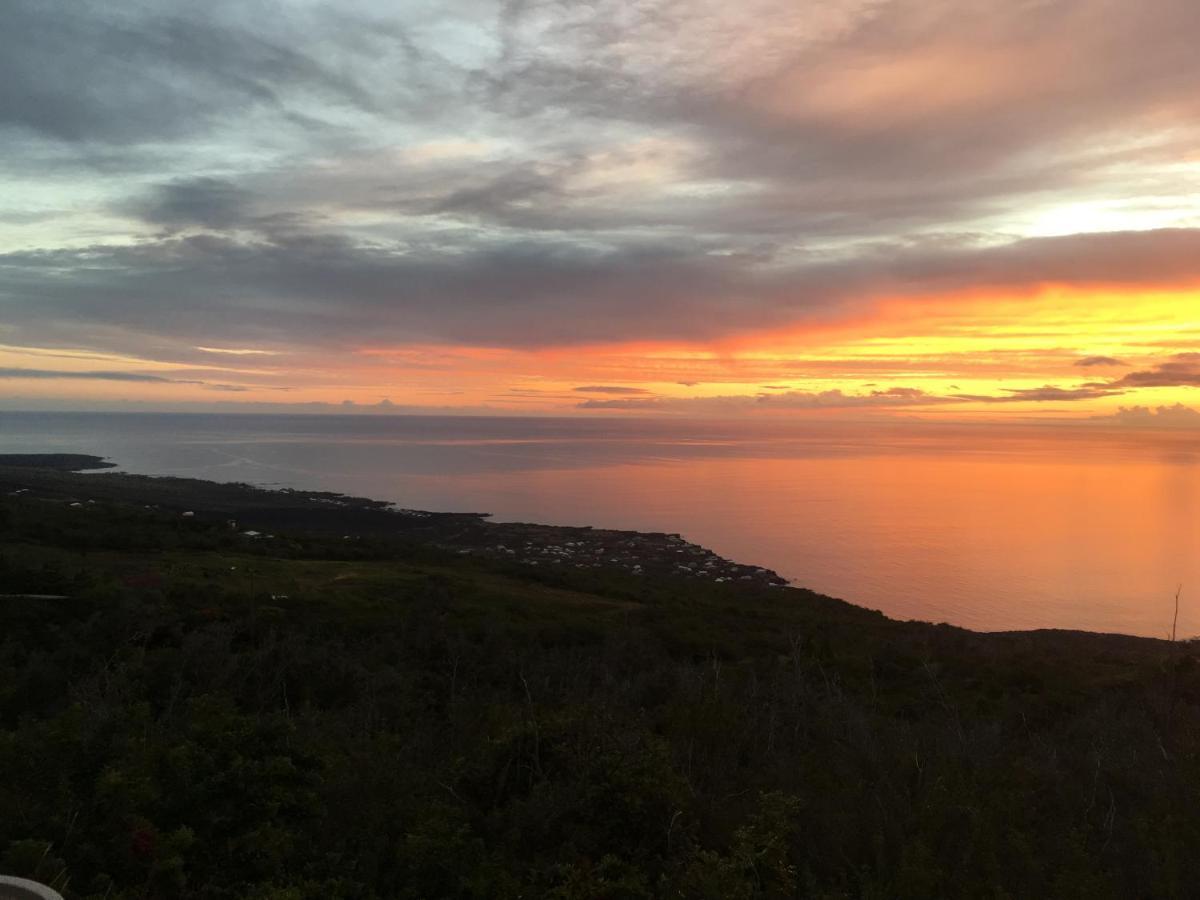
(0, 230), (775, 352)
(4, 226), (1199, 358)
(127, 178), (256, 231)
(573, 385), (652, 395)
(1105, 353), (1200, 389)
(866, 387), (930, 400)
(0, 367), (261, 394)
(0, 368), (178, 383)
(430, 166), (568, 220)
(1074, 356), (1126, 367)
(955, 385), (1125, 403)
(0, 1), (418, 145)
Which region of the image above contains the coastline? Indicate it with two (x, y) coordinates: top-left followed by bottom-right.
(0, 452), (790, 589)
(0, 452), (1171, 645)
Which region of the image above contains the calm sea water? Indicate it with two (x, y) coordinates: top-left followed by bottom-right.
(2, 410), (1198, 637)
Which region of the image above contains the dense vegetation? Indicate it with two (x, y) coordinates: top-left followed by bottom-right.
(3, 464), (1200, 898)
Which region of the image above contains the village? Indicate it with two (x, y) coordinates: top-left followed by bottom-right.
(444, 520), (789, 589)
(2, 458), (790, 591)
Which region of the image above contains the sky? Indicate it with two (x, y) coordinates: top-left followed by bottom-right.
(1, 0), (1198, 421)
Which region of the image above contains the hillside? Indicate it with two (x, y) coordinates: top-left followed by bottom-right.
(2, 458), (1199, 899)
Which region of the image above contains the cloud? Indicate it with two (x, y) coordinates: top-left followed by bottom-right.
(931, 352), (1200, 409)
(127, 177), (256, 231)
(578, 386), (954, 413)
(0, 367), (179, 383)
(955, 385), (1124, 403)
(572, 385), (652, 395)
(5, 226), (1200, 358)
(865, 387), (928, 400)
(429, 166), (567, 220)
(482, 0), (1200, 227)
(577, 380), (1145, 415)
(1103, 403), (1200, 428)
(1074, 355), (1126, 367)
(195, 346), (280, 356)
(0, 1), (401, 145)
(0, 367), (261, 393)
(1106, 352), (1200, 389)
(754, 387), (953, 408)
(3, 0), (1199, 400)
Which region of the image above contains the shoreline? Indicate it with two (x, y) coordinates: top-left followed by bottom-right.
(0, 452), (791, 591)
(0, 452), (1174, 645)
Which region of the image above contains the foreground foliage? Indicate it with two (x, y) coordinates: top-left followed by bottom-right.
(2, 475), (1200, 898)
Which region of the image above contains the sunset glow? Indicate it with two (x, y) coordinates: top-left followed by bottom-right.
(2, 0), (1197, 423)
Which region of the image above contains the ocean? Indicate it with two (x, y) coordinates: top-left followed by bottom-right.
(2, 410), (1197, 637)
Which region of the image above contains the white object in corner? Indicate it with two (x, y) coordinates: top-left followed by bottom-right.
(0, 876), (65, 900)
